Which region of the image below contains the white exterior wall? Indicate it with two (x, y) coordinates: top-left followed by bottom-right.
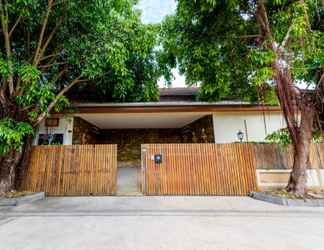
(34, 116), (74, 145)
(256, 169), (324, 189)
(213, 111), (285, 143)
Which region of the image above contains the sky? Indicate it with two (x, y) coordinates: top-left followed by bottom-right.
(137, 0), (177, 24)
(137, 0), (186, 87)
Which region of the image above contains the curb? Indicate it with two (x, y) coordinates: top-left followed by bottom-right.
(250, 192), (324, 207)
(0, 192), (45, 206)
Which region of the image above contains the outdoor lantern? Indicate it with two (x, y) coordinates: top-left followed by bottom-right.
(237, 130), (244, 143)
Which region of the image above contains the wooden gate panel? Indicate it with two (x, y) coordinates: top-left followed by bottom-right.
(21, 144), (117, 196)
(142, 144), (257, 196)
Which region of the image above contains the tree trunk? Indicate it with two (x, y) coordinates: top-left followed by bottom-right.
(15, 135), (34, 190)
(255, 0), (317, 195)
(286, 104), (315, 195)
(272, 60), (315, 196)
(0, 135), (34, 194)
(0, 150), (23, 194)
(0, 99), (35, 193)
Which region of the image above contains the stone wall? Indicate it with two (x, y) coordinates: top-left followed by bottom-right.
(72, 117), (98, 144)
(181, 115), (214, 143)
(98, 129), (182, 168)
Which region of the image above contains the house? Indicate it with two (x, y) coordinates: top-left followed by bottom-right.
(26, 88), (324, 196)
(26, 87), (305, 195)
(35, 87), (285, 168)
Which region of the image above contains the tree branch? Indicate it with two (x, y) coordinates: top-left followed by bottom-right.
(40, 52), (61, 62)
(33, 0), (53, 65)
(256, 0), (274, 47)
(20, 104), (35, 112)
(35, 16), (64, 65)
(318, 72), (324, 86)
(280, 24), (293, 49)
(33, 76), (85, 127)
(38, 62), (66, 69)
(314, 71), (324, 97)
(8, 15), (21, 37)
(50, 68), (67, 84)
(0, 0), (14, 96)
(239, 34), (261, 39)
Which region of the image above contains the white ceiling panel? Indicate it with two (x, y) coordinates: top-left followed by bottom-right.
(77, 112), (209, 129)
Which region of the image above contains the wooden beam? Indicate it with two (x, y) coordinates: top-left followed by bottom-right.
(64, 105), (282, 115)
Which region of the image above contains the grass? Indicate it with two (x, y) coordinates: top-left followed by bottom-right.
(264, 189), (324, 200)
(0, 191), (33, 199)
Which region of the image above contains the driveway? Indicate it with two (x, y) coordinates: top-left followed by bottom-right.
(1, 196), (324, 250)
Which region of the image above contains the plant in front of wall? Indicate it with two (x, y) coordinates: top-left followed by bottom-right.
(266, 128), (324, 150)
(266, 128), (291, 150)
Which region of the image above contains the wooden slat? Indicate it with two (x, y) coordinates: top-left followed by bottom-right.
(23, 143), (324, 196)
(253, 143), (324, 170)
(21, 144), (117, 196)
(142, 143), (258, 196)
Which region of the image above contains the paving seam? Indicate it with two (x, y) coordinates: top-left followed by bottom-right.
(2, 211), (324, 218)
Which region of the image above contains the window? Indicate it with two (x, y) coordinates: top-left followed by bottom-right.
(38, 134), (64, 145)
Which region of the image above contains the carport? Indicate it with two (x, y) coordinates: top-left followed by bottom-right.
(74, 109), (214, 195)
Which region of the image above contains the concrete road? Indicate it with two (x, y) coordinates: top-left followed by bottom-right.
(1, 196), (324, 250)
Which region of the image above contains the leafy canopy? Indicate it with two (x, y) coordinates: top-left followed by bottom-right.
(0, 0), (161, 154)
(159, 0), (323, 102)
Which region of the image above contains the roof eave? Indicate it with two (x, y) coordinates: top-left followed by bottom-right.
(66, 102), (282, 114)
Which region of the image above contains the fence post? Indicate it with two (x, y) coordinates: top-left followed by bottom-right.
(141, 145), (147, 195)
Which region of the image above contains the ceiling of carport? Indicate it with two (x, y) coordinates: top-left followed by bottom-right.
(76, 112), (210, 129)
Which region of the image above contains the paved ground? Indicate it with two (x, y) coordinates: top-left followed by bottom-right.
(117, 167), (140, 195)
(1, 196), (324, 250)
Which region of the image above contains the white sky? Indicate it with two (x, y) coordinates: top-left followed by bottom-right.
(137, 0), (177, 24)
(137, 0), (186, 87)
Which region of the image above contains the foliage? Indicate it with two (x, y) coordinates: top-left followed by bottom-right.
(158, 0), (261, 102)
(0, 119), (33, 155)
(265, 128), (291, 149)
(266, 128), (324, 150)
(72, 22), (161, 102)
(159, 0), (323, 103)
(0, 0), (160, 155)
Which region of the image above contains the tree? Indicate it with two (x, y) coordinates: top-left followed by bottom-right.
(0, 0), (160, 193)
(157, 2), (264, 102)
(160, 0), (324, 195)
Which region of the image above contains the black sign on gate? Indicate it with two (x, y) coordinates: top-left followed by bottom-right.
(154, 154), (162, 164)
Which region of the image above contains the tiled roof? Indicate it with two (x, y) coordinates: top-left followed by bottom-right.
(159, 87), (199, 96)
